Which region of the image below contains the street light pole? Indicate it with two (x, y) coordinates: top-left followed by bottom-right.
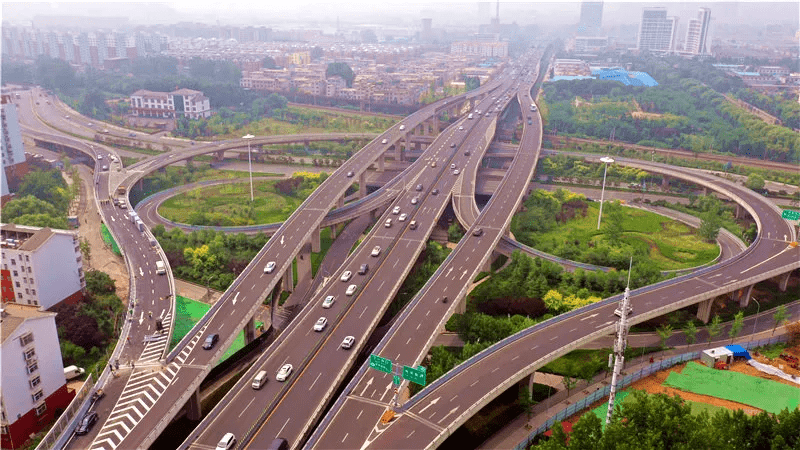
(243, 134), (255, 202)
(751, 298), (760, 341)
(597, 156), (615, 230)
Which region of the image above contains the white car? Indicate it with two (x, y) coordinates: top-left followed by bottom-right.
(399, 213), (407, 222)
(392, 206), (401, 215)
(346, 284), (358, 296)
(340, 271), (352, 282)
(216, 433), (236, 450)
(313, 317), (328, 332)
(322, 295), (335, 308)
(458, 126), (464, 131)
(451, 163), (456, 169)
(381, 138), (388, 144)
(276, 364), (293, 381)
(411, 197), (419, 205)
(453, 169), (460, 175)
(399, 124), (405, 130)
(341, 336), (355, 349)
(264, 261), (276, 273)
(371, 246), (381, 257)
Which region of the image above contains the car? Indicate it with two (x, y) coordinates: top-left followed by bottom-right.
(322, 295), (336, 308)
(472, 228), (484, 237)
(340, 271), (352, 282)
(87, 122), (93, 126)
(264, 261), (276, 273)
(431, 188), (439, 195)
(392, 206), (401, 215)
(358, 263), (369, 275)
(313, 317), (327, 332)
(75, 411), (98, 435)
(453, 169), (460, 175)
(101, 165), (108, 171)
(64, 115), (70, 119)
(203, 333), (219, 350)
(346, 284), (357, 296)
(430, 161), (437, 168)
(276, 364), (293, 381)
(371, 245), (381, 257)
(341, 336), (355, 349)
(128, 132), (136, 137)
(347, 171), (354, 177)
(411, 197), (419, 205)
(415, 184), (423, 191)
(216, 433), (236, 450)
(381, 138), (388, 144)
(399, 124), (405, 130)
(464, 150), (471, 156)
(451, 163), (456, 169)
(450, 142), (456, 148)
(97, 154), (103, 160)
(385, 218), (392, 228)
(399, 213), (407, 222)
(458, 126), (464, 130)
(409, 220), (418, 230)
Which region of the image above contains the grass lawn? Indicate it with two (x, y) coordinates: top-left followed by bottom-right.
(540, 347), (663, 379)
(531, 202), (718, 271)
(158, 177), (298, 226)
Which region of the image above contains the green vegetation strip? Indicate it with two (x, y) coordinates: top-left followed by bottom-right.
(100, 223), (121, 256)
(664, 362), (800, 413)
(170, 295), (263, 365)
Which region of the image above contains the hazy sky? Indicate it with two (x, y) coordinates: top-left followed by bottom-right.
(3, 1), (798, 29)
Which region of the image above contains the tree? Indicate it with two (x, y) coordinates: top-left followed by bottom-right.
(772, 304), (789, 335)
(447, 222), (464, 243)
(728, 311), (744, 343)
(80, 238), (92, 268)
(518, 386), (536, 426)
(262, 56), (278, 69)
(745, 173), (766, 191)
(698, 208), (723, 241)
(602, 201), (626, 242)
(656, 323), (673, 350)
(707, 314), (723, 342)
(18, 169), (70, 212)
(326, 62), (355, 88)
(683, 321), (698, 345)
(562, 374), (578, 396)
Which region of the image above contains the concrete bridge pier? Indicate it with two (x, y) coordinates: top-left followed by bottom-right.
(696, 298), (713, 323)
(337, 196), (345, 209)
(282, 264), (294, 293)
(735, 204), (744, 220)
(735, 284), (755, 308)
(359, 172), (367, 198)
(297, 243), (313, 286)
(244, 316), (256, 344)
(455, 294), (467, 314)
(432, 116), (439, 134)
(214, 150), (225, 162)
(330, 224), (338, 240)
(776, 271), (792, 292)
(661, 175), (670, 190)
(311, 228), (321, 253)
(185, 389), (203, 421)
(376, 154), (385, 172)
(395, 144), (404, 162)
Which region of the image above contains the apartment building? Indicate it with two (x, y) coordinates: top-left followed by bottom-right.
(450, 40), (509, 58)
(0, 303), (74, 449)
(637, 7), (679, 54)
(685, 7), (711, 55)
(129, 88), (211, 120)
(0, 224), (85, 310)
(1, 95), (28, 201)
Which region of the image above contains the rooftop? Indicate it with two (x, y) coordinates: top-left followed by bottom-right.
(0, 223), (61, 252)
(0, 303), (56, 344)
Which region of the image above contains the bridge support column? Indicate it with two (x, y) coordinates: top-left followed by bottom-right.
(455, 295), (467, 314)
(311, 227), (321, 253)
(776, 271), (791, 292)
(519, 374), (536, 401)
(337, 196), (344, 209)
(737, 284), (755, 308)
(330, 224), (338, 240)
(282, 265), (294, 293)
(244, 316), (256, 344)
(297, 243), (313, 286)
(185, 389), (202, 421)
(735, 204), (744, 219)
(661, 175), (670, 190)
(395, 144), (403, 162)
(214, 150), (225, 162)
(377, 154), (385, 172)
(696, 299), (713, 323)
(359, 172), (367, 198)
(432, 116), (439, 134)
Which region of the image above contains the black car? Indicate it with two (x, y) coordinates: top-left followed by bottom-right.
(75, 411), (98, 435)
(203, 333), (219, 350)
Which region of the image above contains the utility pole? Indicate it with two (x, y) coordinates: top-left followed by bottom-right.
(606, 258), (633, 426)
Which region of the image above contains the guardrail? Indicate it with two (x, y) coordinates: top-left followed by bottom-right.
(36, 375), (93, 450)
(511, 334), (791, 450)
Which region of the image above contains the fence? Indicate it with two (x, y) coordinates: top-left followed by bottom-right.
(512, 334), (790, 450)
(36, 375), (94, 450)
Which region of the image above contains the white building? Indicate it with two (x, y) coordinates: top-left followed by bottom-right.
(170, 88), (212, 119)
(1, 224), (85, 310)
(0, 303), (74, 449)
(1, 95), (28, 199)
(129, 88), (211, 120)
(637, 7), (678, 54)
(685, 7), (711, 55)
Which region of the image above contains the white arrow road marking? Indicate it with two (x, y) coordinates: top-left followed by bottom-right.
(580, 313), (599, 321)
(438, 406), (460, 424)
(281, 235), (285, 245)
(446, 267), (453, 277)
(360, 377), (373, 396)
(232, 292), (239, 305)
(379, 382), (392, 402)
(417, 397), (440, 414)
(138, 311), (143, 325)
(459, 270), (467, 280)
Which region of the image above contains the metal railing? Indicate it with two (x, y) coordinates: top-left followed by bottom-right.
(36, 375), (94, 450)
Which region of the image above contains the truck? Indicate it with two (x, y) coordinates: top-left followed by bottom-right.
(155, 260), (166, 275)
(128, 211), (137, 223)
(135, 220), (144, 232)
(64, 365), (85, 380)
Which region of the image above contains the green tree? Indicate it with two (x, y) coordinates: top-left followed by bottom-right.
(325, 62), (355, 88)
(447, 222), (464, 243)
(85, 270), (116, 297)
(772, 304), (789, 335)
(602, 201), (626, 242)
(707, 314), (723, 342)
(518, 385), (536, 426)
(729, 311), (744, 343)
(262, 56), (278, 69)
(656, 323), (673, 350)
(9, 213), (69, 229)
(80, 238), (92, 268)
(745, 173), (766, 191)
(562, 374), (578, 396)
(698, 208), (723, 241)
(683, 321), (698, 345)
(18, 169), (71, 212)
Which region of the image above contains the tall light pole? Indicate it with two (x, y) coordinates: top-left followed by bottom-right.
(750, 298), (760, 341)
(597, 156), (615, 230)
(243, 134), (255, 202)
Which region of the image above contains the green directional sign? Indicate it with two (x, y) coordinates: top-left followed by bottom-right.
(369, 354), (393, 374)
(782, 209), (800, 221)
(402, 365), (427, 386)
(393, 375), (401, 385)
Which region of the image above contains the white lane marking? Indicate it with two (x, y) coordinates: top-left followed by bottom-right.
(138, 312), (143, 325)
(232, 292), (239, 305)
(470, 380), (479, 387)
(418, 397), (440, 414)
(309, 372), (322, 390)
(491, 367), (500, 373)
(359, 306), (368, 319)
(276, 417), (291, 438)
(580, 313), (599, 321)
(341, 433), (349, 443)
(359, 377), (373, 396)
(239, 397), (256, 417)
(437, 406), (459, 424)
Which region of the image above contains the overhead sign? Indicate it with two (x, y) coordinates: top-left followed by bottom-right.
(369, 354), (392, 374)
(402, 365), (427, 386)
(782, 209), (800, 221)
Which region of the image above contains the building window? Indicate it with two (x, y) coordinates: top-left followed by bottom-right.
(31, 390), (43, 402)
(25, 255), (29, 262)
(19, 332), (34, 346)
(35, 403), (47, 416)
(1, 425), (8, 435)
(27, 361), (38, 374)
(32, 289), (36, 295)
(10, 259), (15, 265)
(25, 289), (29, 294)
(24, 348), (36, 361)
(15, 281), (20, 288)
(17, 293), (22, 299)
(28, 267), (32, 273)
(13, 271), (18, 277)
(29, 376), (41, 389)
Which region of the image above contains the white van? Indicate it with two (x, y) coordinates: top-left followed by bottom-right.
(252, 370), (268, 390)
(468, 113), (474, 119)
(64, 365), (85, 380)
(155, 260), (166, 275)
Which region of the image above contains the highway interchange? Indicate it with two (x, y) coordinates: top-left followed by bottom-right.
(13, 48), (799, 450)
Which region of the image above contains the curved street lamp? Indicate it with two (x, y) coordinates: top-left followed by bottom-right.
(242, 134), (255, 202)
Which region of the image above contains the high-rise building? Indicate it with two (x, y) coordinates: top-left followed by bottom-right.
(1, 95), (28, 200)
(637, 7), (678, 54)
(685, 7), (711, 55)
(0, 303), (76, 449)
(578, 1), (604, 35)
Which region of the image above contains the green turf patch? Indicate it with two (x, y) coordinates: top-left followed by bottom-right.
(100, 223), (121, 256)
(664, 362), (800, 414)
